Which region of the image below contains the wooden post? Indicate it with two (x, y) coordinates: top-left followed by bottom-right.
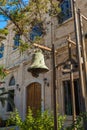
(78, 9), (87, 95)
(52, 44), (57, 130)
(68, 38), (76, 130)
(72, 0), (87, 129)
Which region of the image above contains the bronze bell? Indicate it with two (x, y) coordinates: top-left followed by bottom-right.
(27, 50), (49, 77)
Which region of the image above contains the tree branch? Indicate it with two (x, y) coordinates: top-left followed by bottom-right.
(0, 6), (22, 34)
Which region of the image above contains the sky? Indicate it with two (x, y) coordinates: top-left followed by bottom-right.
(0, 0), (29, 29)
(0, 15), (7, 29)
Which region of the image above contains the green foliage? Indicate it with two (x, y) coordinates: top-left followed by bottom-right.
(0, 88), (15, 108)
(7, 108), (65, 130)
(7, 109), (22, 127)
(0, 0), (61, 51)
(0, 0), (6, 6)
(65, 112), (87, 130)
(0, 88), (6, 107)
(58, 113), (66, 130)
(0, 29), (8, 41)
(18, 40), (29, 54)
(32, 36), (45, 45)
(0, 28), (8, 35)
(7, 109), (87, 130)
(49, 0), (61, 16)
(0, 66), (6, 79)
(0, 0), (60, 31)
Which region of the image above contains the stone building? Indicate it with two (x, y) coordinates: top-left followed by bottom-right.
(0, 0), (87, 126)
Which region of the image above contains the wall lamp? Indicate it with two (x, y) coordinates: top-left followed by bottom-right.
(43, 78), (49, 87)
(16, 84), (20, 91)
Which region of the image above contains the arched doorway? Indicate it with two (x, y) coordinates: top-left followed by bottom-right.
(26, 82), (41, 114)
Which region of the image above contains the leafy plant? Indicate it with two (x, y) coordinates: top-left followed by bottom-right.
(0, 88), (15, 108)
(0, 28), (8, 35)
(65, 112), (87, 130)
(0, 66), (7, 79)
(18, 40), (29, 54)
(7, 108), (66, 130)
(7, 108), (87, 130)
(0, 66), (10, 81)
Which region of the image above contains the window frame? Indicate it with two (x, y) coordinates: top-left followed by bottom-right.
(63, 80), (72, 115)
(13, 34), (20, 50)
(0, 43), (4, 59)
(63, 79), (80, 115)
(58, 0), (72, 24)
(30, 24), (43, 41)
(7, 90), (15, 112)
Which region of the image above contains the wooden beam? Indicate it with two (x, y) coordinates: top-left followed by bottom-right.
(33, 43), (52, 52)
(81, 14), (87, 21)
(61, 68), (71, 73)
(67, 38), (76, 46)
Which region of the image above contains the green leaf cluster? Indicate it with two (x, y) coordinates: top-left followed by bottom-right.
(18, 40), (29, 54)
(0, 66), (7, 79)
(0, 28), (8, 41)
(7, 108), (65, 130)
(0, 0), (61, 47)
(7, 109), (87, 130)
(0, 28), (8, 35)
(0, 0), (6, 6)
(65, 112), (87, 130)
(0, 88), (15, 108)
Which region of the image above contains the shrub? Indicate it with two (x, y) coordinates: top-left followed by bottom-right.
(7, 108), (65, 130)
(65, 112), (87, 130)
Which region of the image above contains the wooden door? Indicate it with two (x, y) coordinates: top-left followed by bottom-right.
(26, 82), (41, 114)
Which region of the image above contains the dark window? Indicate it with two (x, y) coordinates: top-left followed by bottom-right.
(63, 79), (80, 115)
(63, 80), (72, 115)
(62, 59), (78, 75)
(13, 34), (20, 49)
(9, 76), (15, 86)
(58, 0), (72, 24)
(0, 43), (4, 58)
(74, 79), (80, 115)
(7, 90), (14, 112)
(30, 24), (43, 41)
